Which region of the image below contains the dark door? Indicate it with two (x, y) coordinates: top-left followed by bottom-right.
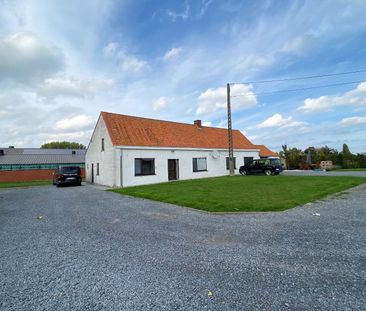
(248, 160), (256, 174)
(254, 160), (264, 173)
(91, 163), (94, 183)
(168, 159), (178, 180)
(244, 157), (254, 165)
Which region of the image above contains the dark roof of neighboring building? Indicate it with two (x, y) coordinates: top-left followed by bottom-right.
(254, 145), (278, 157)
(0, 148), (86, 165)
(101, 112), (257, 150)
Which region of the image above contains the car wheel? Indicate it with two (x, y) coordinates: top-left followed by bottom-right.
(240, 170), (247, 175)
(264, 170), (271, 176)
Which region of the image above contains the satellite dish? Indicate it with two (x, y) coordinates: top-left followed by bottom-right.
(210, 150), (220, 159)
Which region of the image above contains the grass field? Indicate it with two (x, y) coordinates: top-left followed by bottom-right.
(0, 180), (51, 189)
(111, 175), (366, 212)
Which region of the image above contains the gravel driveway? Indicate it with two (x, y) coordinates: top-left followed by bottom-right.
(0, 183), (365, 310)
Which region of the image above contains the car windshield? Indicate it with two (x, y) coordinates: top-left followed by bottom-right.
(59, 167), (80, 174)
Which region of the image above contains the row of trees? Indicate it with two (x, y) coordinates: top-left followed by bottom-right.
(280, 144), (366, 169)
(41, 141), (86, 149)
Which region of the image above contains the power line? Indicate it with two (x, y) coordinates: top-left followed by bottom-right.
(230, 80), (365, 98)
(229, 69), (366, 85)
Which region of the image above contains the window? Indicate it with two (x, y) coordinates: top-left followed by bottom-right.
(135, 158), (155, 176)
(226, 157), (237, 170)
(101, 138), (104, 151)
(193, 157), (207, 172)
(244, 157), (253, 165)
(72, 150), (76, 155)
(97, 163), (100, 176)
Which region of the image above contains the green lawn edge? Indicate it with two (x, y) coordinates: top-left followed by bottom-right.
(0, 180), (52, 189)
(110, 175), (366, 212)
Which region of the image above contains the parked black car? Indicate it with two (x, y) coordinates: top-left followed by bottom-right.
(53, 166), (82, 187)
(239, 158), (282, 176)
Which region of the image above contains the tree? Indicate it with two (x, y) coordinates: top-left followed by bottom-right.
(41, 141), (86, 149)
(280, 144), (290, 169)
(341, 143), (354, 168)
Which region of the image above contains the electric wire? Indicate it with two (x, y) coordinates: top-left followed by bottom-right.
(230, 80), (365, 98)
(229, 69), (366, 85)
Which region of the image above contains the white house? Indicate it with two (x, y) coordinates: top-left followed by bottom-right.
(85, 112), (278, 187)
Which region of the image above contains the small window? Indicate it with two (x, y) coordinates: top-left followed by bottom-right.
(193, 157), (207, 172)
(135, 158), (155, 176)
(72, 150), (76, 155)
(244, 157), (253, 165)
(226, 157), (237, 170)
(97, 163), (100, 176)
(101, 138), (104, 151)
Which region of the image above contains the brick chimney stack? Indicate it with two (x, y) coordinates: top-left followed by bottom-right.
(194, 120), (202, 128)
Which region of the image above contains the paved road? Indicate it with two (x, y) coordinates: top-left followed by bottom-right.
(0, 184), (365, 310)
(282, 169), (366, 177)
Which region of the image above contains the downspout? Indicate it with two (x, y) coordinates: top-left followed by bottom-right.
(120, 149), (123, 187)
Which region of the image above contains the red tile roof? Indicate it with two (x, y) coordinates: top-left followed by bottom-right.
(254, 144), (278, 157)
(101, 112), (257, 149)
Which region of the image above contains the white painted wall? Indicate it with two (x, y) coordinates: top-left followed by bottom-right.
(85, 116), (118, 187)
(119, 147), (259, 187)
(86, 115), (260, 188)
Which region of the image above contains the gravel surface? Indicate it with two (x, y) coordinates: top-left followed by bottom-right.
(0, 183), (365, 310)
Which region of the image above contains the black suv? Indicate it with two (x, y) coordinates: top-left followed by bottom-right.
(53, 166), (82, 187)
(239, 158), (282, 176)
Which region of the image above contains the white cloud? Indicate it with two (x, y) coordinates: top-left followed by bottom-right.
(164, 47), (182, 60)
(43, 130), (93, 143)
(38, 77), (114, 98)
(234, 54), (274, 72)
(202, 121), (212, 127)
(153, 97), (167, 111)
(55, 115), (94, 131)
(282, 34), (316, 55)
(196, 84), (257, 115)
(298, 81), (366, 113)
(258, 113), (306, 129)
(199, 0), (213, 17)
(120, 54), (148, 73)
(339, 116), (366, 127)
(103, 42), (118, 58)
(166, 4), (190, 21)
(0, 32), (63, 82)
(102, 42), (148, 73)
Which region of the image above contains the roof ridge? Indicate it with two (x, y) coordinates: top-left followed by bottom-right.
(101, 111), (241, 131)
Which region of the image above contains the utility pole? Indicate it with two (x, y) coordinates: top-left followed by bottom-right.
(227, 83), (234, 176)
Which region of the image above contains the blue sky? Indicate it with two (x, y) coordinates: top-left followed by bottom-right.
(1, 0), (366, 153)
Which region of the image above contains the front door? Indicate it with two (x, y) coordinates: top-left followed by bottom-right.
(168, 159), (178, 181)
(91, 163), (94, 183)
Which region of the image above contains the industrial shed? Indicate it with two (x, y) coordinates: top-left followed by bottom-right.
(0, 148), (85, 182)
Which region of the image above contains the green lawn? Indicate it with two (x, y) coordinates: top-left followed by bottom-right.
(111, 175), (366, 212)
(0, 180), (52, 189)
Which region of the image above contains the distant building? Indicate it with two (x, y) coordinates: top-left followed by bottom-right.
(0, 147), (85, 182)
(320, 160), (333, 170)
(254, 145), (279, 159)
